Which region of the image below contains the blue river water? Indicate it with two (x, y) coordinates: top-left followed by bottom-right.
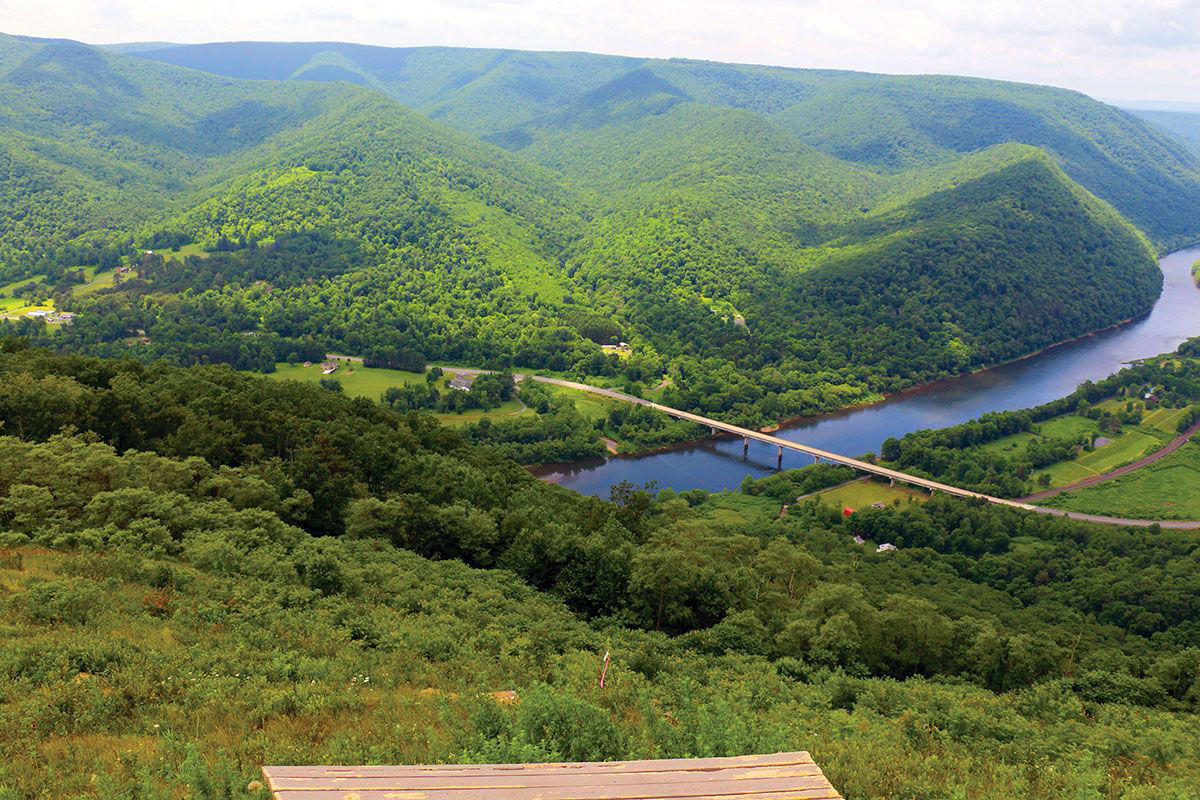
(534, 246), (1200, 496)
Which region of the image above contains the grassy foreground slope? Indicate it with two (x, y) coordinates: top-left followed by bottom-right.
(0, 343), (1198, 798)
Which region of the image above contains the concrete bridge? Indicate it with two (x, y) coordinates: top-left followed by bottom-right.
(528, 376), (1200, 528)
(530, 376), (1038, 512)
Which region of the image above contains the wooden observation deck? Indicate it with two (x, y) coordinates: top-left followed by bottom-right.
(261, 751), (843, 800)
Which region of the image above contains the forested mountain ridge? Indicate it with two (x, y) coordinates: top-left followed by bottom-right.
(1129, 107), (1200, 157)
(0, 32), (1182, 430)
(129, 40), (1200, 249)
(0, 33), (578, 281)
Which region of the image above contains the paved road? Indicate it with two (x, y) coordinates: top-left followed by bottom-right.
(528, 376), (1200, 530)
(1021, 418), (1200, 501)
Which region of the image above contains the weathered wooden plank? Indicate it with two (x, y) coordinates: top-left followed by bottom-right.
(267, 774), (835, 799)
(270, 790), (842, 800)
(261, 752), (842, 800)
(264, 753), (814, 779)
(267, 765), (826, 790)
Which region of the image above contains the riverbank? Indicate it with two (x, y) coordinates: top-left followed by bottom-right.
(539, 246), (1200, 496)
(534, 306), (1157, 468)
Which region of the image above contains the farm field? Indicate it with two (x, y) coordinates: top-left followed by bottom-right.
(976, 413), (1099, 457)
(0, 275), (53, 316)
(810, 478), (927, 510)
(72, 266), (116, 297)
(268, 362), (530, 427)
(1073, 429), (1163, 472)
(1045, 441), (1200, 520)
(541, 382), (624, 423)
(1037, 429), (1166, 487)
(1143, 405), (1192, 433)
(956, 397), (1183, 489)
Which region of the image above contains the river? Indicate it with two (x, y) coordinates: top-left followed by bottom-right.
(535, 246), (1200, 496)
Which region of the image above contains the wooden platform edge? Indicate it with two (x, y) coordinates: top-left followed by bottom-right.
(260, 752), (843, 800)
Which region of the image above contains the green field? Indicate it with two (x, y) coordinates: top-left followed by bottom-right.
(72, 266), (116, 297)
(1143, 405), (1191, 434)
(976, 413), (1099, 457)
(0, 274), (54, 316)
(1035, 429), (1164, 488)
(810, 478), (927, 510)
(542, 382), (623, 423)
(1073, 429), (1162, 471)
(268, 363), (531, 427)
(961, 401), (1181, 490)
(1046, 441), (1200, 520)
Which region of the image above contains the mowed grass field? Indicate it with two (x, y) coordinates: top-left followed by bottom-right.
(541, 382), (624, 422)
(976, 414), (1099, 458)
(966, 398), (1187, 489)
(72, 266), (116, 297)
(0, 266), (118, 318)
(1038, 429), (1166, 487)
(268, 363), (531, 427)
(0, 275), (53, 316)
(810, 478), (927, 510)
(1046, 441), (1200, 520)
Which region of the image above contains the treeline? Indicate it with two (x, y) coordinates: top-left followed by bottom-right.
(0, 343), (1197, 676)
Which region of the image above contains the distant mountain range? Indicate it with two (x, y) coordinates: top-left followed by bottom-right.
(0, 33), (1197, 418)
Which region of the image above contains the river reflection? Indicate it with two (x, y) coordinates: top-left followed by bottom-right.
(535, 247), (1200, 496)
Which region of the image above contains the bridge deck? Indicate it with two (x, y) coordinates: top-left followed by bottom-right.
(261, 752), (843, 800)
(530, 376), (1031, 510)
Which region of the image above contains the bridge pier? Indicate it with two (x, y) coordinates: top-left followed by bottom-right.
(813, 455), (819, 465)
(778, 445), (783, 468)
(743, 436), (749, 455)
(889, 478), (895, 488)
(710, 426), (718, 437)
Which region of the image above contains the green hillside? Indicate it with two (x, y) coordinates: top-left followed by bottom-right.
(1129, 108), (1200, 156)
(131, 42), (1200, 249)
(0, 33), (1178, 432)
(0, 344), (1198, 798)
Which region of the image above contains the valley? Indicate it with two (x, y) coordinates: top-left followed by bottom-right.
(1, 27), (1200, 800)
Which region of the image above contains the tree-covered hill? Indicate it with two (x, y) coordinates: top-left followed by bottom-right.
(0, 33), (578, 289)
(129, 41), (1200, 249)
(0, 33), (1182, 431)
(1128, 108), (1200, 157)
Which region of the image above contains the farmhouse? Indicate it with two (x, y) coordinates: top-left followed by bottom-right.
(319, 361), (339, 375)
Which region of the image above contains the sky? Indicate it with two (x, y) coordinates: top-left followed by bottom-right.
(2, 0), (1199, 103)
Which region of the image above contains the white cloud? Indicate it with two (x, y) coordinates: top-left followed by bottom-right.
(1, 0), (1198, 101)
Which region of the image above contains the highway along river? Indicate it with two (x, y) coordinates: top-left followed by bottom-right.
(535, 246), (1200, 496)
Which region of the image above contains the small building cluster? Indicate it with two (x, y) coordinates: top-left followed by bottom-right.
(25, 310), (76, 324)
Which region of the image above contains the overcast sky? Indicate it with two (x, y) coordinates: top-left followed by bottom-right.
(2, 0), (1199, 103)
